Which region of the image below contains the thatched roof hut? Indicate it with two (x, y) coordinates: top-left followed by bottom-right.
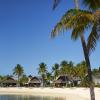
(29, 77), (41, 83)
(28, 76), (41, 87)
(54, 75), (69, 83)
(54, 75), (69, 87)
(2, 77), (17, 84)
(1, 77), (17, 87)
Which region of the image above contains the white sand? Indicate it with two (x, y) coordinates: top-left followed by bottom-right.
(0, 87), (100, 100)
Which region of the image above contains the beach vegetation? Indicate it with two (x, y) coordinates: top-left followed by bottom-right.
(13, 64), (24, 87)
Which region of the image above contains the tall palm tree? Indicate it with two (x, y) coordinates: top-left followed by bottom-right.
(52, 63), (60, 79)
(51, 1), (100, 100)
(13, 64), (24, 87)
(38, 62), (47, 87)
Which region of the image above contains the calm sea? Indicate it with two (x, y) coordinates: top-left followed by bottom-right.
(0, 95), (65, 100)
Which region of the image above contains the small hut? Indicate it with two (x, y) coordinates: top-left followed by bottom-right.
(54, 75), (69, 87)
(1, 77), (17, 87)
(28, 76), (41, 87)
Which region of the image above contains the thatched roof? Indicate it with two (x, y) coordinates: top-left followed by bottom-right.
(1, 77), (17, 84)
(29, 77), (40, 84)
(54, 75), (69, 83)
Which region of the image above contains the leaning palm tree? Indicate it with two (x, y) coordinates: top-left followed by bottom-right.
(38, 62), (47, 87)
(51, 9), (98, 100)
(52, 1), (100, 100)
(13, 64), (24, 87)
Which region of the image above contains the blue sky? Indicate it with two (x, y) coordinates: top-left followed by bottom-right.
(0, 0), (100, 76)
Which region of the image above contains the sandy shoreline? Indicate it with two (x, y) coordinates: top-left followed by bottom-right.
(0, 87), (100, 100)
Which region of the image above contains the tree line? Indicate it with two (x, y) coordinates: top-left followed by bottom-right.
(0, 60), (100, 87)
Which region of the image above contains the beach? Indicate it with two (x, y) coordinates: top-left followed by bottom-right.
(0, 87), (100, 100)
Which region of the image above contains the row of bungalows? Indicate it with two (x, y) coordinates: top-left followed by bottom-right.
(53, 75), (100, 87)
(0, 76), (41, 87)
(0, 75), (100, 87)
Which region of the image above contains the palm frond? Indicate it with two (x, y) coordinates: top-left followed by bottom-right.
(51, 22), (65, 38)
(83, 0), (100, 10)
(51, 9), (94, 40)
(87, 23), (100, 55)
(71, 26), (84, 40)
(53, 0), (61, 10)
(87, 10), (100, 54)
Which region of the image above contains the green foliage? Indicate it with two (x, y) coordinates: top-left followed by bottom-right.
(45, 72), (52, 86)
(13, 64), (24, 77)
(60, 61), (74, 78)
(38, 62), (47, 87)
(92, 67), (100, 75)
(80, 75), (95, 87)
(83, 0), (100, 10)
(52, 63), (60, 79)
(46, 72), (52, 81)
(80, 75), (90, 87)
(20, 75), (28, 84)
(38, 62), (47, 75)
(75, 61), (87, 78)
(0, 75), (3, 80)
(13, 64), (24, 86)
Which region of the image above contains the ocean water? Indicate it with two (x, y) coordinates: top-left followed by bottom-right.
(0, 95), (65, 100)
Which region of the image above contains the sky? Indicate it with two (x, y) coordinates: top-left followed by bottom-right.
(0, 0), (100, 76)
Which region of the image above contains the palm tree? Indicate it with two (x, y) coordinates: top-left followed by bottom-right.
(13, 64), (24, 87)
(20, 74), (28, 86)
(76, 61), (87, 79)
(60, 61), (68, 75)
(46, 72), (52, 86)
(38, 62), (47, 87)
(60, 60), (74, 77)
(52, 63), (59, 79)
(51, 1), (100, 100)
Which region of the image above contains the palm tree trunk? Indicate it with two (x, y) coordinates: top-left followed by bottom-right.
(74, 0), (95, 100)
(80, 33), (95, 100)
(42, 74), (44, 87)
(18, 75), (20, 87)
